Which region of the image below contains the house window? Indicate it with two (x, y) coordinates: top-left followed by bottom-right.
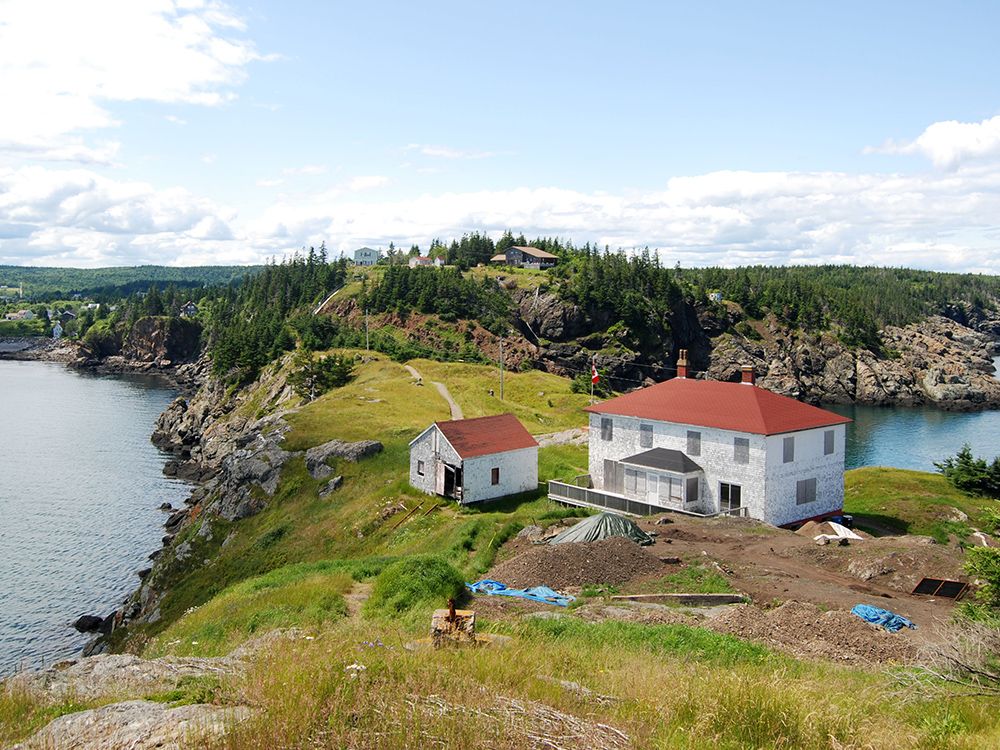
(601, 417), (614, 441)
(796, 478), (817, 505)
(417, 460), (425, 476)
(824, 430), (835, 456)
(720, 482), (742, 512)
(783, 436), (795, 463)
(734, 437), (749, 465)
(491, 467), (500, 485)
(687, 430), (701, 456)
(686, 477), (699, 503)
(640, 423), (653, 449)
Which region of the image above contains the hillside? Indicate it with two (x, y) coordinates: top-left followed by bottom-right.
(5, 350), (1000, 749)
(0, 264), (260, 300)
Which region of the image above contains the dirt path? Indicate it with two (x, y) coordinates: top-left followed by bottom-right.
(344, 582), (372, 618)
(404, 364), (464, 420)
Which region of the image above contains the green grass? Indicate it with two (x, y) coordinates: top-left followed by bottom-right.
(625, 561), (736, 595)
(143, 562), (355, 657)
(408, 357), (592, 434)
(845, 467), (999, 541)
(364, 555), (466, 620)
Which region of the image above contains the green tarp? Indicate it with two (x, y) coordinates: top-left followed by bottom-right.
(548, 512), (654, 546)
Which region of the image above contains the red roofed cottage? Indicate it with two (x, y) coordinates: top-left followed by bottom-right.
(409, 414), (539, 503)
(551, 350), (851, 526)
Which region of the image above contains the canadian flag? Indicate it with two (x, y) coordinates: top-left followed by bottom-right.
(591, 363), (600, 384)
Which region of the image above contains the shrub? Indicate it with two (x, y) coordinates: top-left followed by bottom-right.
(935, 444), (1000, 498)
(364, 555), (465, 616)
(965, 547), (1000, 610)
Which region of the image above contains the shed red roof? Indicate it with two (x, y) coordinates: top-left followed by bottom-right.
(584, 378), (851, 436)
(435, 413), (538, 458)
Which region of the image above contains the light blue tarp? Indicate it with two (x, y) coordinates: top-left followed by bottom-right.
(467, 579), (575, 607)
(851, 604), (916, 632)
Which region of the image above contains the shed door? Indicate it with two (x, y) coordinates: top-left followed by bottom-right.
(603, 459), (624, 494)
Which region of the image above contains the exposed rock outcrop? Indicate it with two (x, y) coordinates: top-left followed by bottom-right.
(305, 438), (383, 479)
(10, 700), (251, 750)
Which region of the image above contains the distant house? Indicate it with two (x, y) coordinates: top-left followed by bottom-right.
(353, 247), (381, 266)
(180, 301), (199, 317)
(708, 291), (724, 303)
(83, 302), (100, 311)
(52, 322), (63, 339)
(549, 350), (851, 527)
(4, 309), (35, 321)
(409, 414), (539, 504)
(57, 310), (76, 325)
(409, 256), (434, 268)
(490, 246), (558, 270)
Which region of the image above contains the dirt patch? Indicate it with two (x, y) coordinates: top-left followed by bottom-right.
(707, 600), (918, 665)
(488, 537), (665, 589)
(573, 601), (699, 626)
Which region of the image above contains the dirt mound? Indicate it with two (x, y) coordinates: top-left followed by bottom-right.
(707, 600), (918, 664)
(574, 602), (698, 626)
(488, 537), (665, 589)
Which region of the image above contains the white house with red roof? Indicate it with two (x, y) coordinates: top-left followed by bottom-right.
(550, 350), (852, 526)
(409, 413), (539, 504)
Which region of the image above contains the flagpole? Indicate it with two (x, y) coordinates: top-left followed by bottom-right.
(590, 357), (595, 405)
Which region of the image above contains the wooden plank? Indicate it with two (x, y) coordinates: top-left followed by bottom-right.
(609, 593), (746, 606)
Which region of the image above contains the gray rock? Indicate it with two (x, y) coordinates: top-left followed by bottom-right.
(73, 615), (104, 633)
(10, 700), (251, 750)
(305, 439), (383, 479)
(319, 476), (343, 497)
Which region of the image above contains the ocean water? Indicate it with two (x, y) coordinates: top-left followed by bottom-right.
(0, 360), (190, 676)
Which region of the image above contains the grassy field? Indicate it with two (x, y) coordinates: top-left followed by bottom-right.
(845, 466), (999, 542)
(7, 355), (1000, 748)
(408, 358), (591, 433)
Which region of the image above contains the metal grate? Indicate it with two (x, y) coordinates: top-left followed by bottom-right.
(912, 577), (969, 599)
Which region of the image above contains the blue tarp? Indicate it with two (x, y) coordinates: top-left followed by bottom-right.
(851, 604), (916, 633)
(467, 579), (575, 607)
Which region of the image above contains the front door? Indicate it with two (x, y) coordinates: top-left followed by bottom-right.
(442, 464), (463, 500)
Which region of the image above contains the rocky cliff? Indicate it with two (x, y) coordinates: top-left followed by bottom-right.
(512, 290), (1000, 410)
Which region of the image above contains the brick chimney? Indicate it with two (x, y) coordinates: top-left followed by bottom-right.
(676, 349), (688, 379)
(741, 365), (755, 385)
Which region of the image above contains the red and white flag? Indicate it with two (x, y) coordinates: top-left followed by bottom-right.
(591, 363), (600, 384)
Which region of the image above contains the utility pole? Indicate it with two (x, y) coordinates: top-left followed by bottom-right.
(590, 357), (595, 405)
(364, 309), (369, 352)
(499, 338), (505, 401)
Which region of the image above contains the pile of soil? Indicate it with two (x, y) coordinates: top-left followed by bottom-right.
(707, 600), (918, 665)
(574, 601), (698, 626)
(488, 537), (664, 589)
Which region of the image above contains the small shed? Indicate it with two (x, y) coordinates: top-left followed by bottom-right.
(409, 414), (539, 504)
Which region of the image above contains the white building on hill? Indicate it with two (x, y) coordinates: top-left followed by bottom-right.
(409, 414), (539, 504)
(549, 350), (851, 526)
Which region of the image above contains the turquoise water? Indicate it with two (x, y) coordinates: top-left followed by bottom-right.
(827, 355), (1000, 471)
(0, 361), (190, 675)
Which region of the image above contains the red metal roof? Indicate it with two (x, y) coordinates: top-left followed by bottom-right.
(584, 378), (851, 435)
(436, 413), (539, 458)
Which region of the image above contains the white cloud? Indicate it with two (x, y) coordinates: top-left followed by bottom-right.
(406, 143), (500, 160)
(5, 156), (1000, 272)
(256, 178), (285, 188)
(0, 0), (264, 162)
(164, 115), (188, 125)
(348, 175), (389, 191)
(201, 153), (218, 165)
(868, 114), (1000, 169)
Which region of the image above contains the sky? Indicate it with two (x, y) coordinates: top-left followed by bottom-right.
(2, 1), (1000, 271)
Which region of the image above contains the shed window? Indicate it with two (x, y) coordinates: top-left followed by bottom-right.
(639, 423), (653, 449)
(491, 467), (500, 485)
(734, 437), (749, 465)
(601, 417), (614, 441)
(824, 430), (835, 456)
(796, 478), (817, 505)
(783, 436), (795, 463)
(417, 460), (425, 476)
(687, 430), (701, 456)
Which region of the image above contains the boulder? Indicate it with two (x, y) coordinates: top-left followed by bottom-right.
(158, 502), (173, 511)
(9, 700), (250, 750)
(73, 614), (104, 633)
(305, 439), (383, 479)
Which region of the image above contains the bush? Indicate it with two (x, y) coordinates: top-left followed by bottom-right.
(965, 547), (1000, 610)
(364, 555), (465, 616)
(935, 445), (1000, 498)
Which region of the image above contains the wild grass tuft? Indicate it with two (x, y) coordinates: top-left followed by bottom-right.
(364, 555), (466, 619)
